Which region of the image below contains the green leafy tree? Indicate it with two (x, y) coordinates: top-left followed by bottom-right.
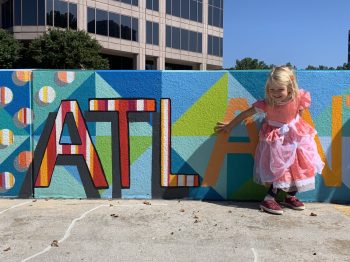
(0, 29), (22, 68)
(234, 57), (270, 70)
(27, 29), (109, 69)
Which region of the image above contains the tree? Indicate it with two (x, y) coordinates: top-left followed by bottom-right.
(27, 29), (109, 69)
(0, 29), (22, 68)
(234, 57), (270, 70)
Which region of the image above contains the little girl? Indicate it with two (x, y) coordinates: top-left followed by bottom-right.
(215, 66), (324, 215)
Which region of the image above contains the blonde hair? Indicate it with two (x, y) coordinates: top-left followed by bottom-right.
(265, 66), (299, 106)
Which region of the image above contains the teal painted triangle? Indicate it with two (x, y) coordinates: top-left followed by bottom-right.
(95, 73), (121, 98)
(32, 71), (95, 134)
(172, 136), (227, 198)
(189, 186), (225, 200)
(0, 135), (28, 165)
(0, 109), (28, 135)
(228, 73), (258, 105)
(34, 166), (87, 198)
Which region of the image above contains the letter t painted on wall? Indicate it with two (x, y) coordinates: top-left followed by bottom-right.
(89, 99), (156, 188)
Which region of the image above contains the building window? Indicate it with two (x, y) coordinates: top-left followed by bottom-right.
(146, 0), (159, 11)
(121, 15), (131, 40)
(5, 0), (47, 27)
(146, 21), (159, 45)
(96, 9), (108, 36)
(208, 0), (223, 28)
(87, 7), (95, 33)
(109, 13), (120, 38)
(166, 25), (202, 53)
(46, 0), (77, 29)
(208, 35), (223, 57)
(166, 0), (203, 23)
(1, 0), (13, 29)
(113, 0), (138, 6)
(87, 7), (138, 42)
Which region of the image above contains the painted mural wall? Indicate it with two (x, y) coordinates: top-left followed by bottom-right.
(1, 69), (350, 202)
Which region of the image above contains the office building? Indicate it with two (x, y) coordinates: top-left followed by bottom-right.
(0, 0), (223, 69)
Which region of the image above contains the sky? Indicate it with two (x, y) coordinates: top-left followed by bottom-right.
(223, 0), (350, 69)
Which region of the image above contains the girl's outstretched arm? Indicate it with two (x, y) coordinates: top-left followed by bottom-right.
(215, 107), (256, 133)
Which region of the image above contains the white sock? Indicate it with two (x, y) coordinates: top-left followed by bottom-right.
(264, 195), (275, 201)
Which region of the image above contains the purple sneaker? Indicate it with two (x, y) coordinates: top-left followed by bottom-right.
(283, 196), (305, 210)
(260, 199), (283, 215)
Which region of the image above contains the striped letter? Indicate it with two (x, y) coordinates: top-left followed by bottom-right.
(89, 99), (156, 188)
(160, 99), (199, 187)
(35, 100), (108, 188)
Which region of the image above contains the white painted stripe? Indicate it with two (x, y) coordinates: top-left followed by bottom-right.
(86, 134), (91, 169)
(178, 175), (184, 186)
(136, 100), (144, 111)
(89, 100), (95, 111)
(161, 100), (169, 186)
(67, 72), (75, 83)
(0, 201), (32, 215)
(5, 173), (11, 189)
(26, 108), (32, 124)
(56, 107), (63, 154)
(21, 204), (109, 262)
(108, 100), (115, 111)
(71, 101), (76, 120)
(187, 175), (194, 186)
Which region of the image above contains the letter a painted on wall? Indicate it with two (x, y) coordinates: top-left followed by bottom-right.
(35, 100), (108, 188)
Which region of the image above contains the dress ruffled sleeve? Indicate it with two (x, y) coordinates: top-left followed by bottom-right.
(298, 89), (311, 110)
(252, 100), (267, 113)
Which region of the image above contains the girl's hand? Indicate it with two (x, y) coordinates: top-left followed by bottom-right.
(214, 122), (232, 133)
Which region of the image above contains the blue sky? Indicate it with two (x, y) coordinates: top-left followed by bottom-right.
(223, 0), (350, 69)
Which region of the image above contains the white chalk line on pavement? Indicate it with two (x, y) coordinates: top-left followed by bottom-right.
(251, 248), (258, 262)
(0, 201), (32, 215)
(21, 204), (109, 262)
(21, 202), (168, 261)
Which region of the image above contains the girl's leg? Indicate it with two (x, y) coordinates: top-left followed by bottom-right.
(260, 185), (283, 215)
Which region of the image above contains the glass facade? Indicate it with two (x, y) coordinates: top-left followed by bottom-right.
(87, 7), (139, 42)
(208, 35), (223, 57)
(1, 0), (46, 27)
(166, 25), (202, 53)
(1, 0), (13, 28)
(47, 0), (77, 29)
(146, 21), (159, 45)
(208, 0), (223, 28)
(166, 0), (203, 23)
(146, 0), (159, 11)
(112, 0), (138, 6)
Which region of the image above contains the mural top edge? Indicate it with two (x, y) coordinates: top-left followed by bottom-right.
(4, 69), (350, 73)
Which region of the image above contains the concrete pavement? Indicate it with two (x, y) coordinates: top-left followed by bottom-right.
(0, 199), (349, 262)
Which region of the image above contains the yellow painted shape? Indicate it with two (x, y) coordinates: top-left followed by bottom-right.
(302, 95), (342, 186)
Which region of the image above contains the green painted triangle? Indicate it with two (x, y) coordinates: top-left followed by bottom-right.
(95, 135), (152, 192)
(130, 136), (152, 164)
(230, 178), (267, 201)
(95, 73), (121, 98)
(0, 109), (28, 135)
(96, 136), (112, 188)
(172, 73), (228, 136)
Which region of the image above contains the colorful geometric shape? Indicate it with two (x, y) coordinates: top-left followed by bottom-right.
(0, 172), (15, 192)
(0, 86), (13, 106)
(0, 129), (14, 147)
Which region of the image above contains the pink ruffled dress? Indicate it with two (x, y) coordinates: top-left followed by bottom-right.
(253, 89), (325, 192)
